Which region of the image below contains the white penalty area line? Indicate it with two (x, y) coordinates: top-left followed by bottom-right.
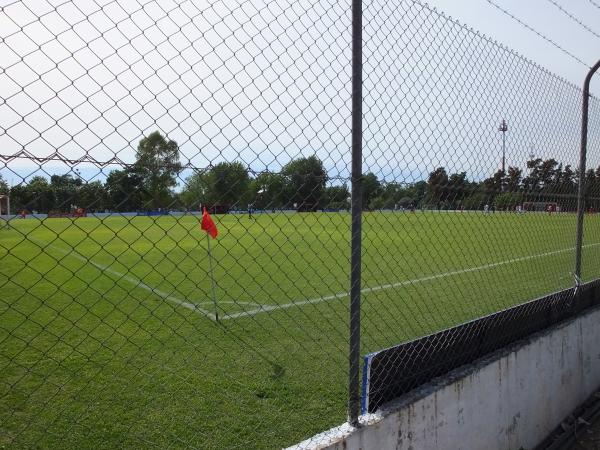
(221, 242), (600, 320)
(35, 241), (217, 320)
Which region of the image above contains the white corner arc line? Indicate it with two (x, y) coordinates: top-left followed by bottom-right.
(222, 242), (600, 320)
(38, 241), (217, 321)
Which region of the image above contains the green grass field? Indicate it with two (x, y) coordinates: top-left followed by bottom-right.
(2, 211), (599, 449)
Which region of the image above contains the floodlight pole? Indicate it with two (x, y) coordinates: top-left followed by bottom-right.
(575, 59), (600, 280)
(348, 0), (363, 428)
(498, 119), (508, 176)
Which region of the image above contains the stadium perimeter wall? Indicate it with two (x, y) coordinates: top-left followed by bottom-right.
(290, 305), (600, 450)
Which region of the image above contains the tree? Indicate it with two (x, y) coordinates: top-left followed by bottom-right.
(9, 184), (28, 213)
(483, 170), (504, 202)
(77, 181), (107, 212)
(560, 165), (576, 194)
(462, 191), (487, 210)
(0, 175), (8, 195)
(523, 158), (542, 193)
(134, 131), (181, 209)
(494, 192), (523, 211)
(371, 182), (401, 209)
(425, 167), (449, 206)
(324, 185), (349, 209)
(281, 156), (327, 210)
(523, 158), (559, 194)
(181, 162), (250, 210)
(180, 170), (210, 209)
(51, 174), (82, 212)
(211, 162), (250, 208)
(361, 173), (381, 209)
(506, 167), (522, 192)
(587, 166), (600, 210)
(105, 169), (143, 212)
(369, 180), (427, 209)
(538, 159), (559, 190)
(408, 180), (427, 206)
(446, 172), (468, 207)
(251, 172), (286, 209)
(26, 176), (54, 213)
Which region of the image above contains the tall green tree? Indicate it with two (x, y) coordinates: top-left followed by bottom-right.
(361, 173), (381, 209)
(494, 192), (524, 210)
(425, 167), (449, 206)
(9, 184), (28, 213)
(370, 182), (406, 209)
(408, 180), (427, 206)
(105, 169), (143, 212)
(585, 168), (599, 201)
(77, 181), (107, 212)
(587, 166), (600, 210)
(51, 174), (82, 212)
(26, 176), (54, 213)
(324, 184), (349, 209)
(523, 158), (559, 194)
(181, 162), (250, 209)
(0, 175), (8, 195)
(539, 159), (560, 189)
(506, 167), (522, 192)
(483, 170), (504, 200)
(251, 172), (286, 209)
(446, 172), (468, 206)
(523, 158), (542, 192)
(281, 156), (327, 209)
(180, 170), (209, 209)
(210, 162), (250, 207)
(560, 165), (576, 194)
(1, 175), (10, 214)
(135, 131), (181, 209)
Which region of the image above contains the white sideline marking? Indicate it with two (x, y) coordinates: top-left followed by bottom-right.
(38, 241), (217, 320)
(197, 301), (262, 308)
(222, 242), (600, 320)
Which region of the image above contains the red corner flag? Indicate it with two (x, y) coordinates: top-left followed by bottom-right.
(201, 207), (218, 239)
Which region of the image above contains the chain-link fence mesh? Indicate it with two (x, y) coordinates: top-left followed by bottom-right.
(1, 0), (599, 448)
(359, 0), (600, 395)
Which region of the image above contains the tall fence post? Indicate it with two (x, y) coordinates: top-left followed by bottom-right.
(575, 59), (600, 280)
(348, 0), (363, 427)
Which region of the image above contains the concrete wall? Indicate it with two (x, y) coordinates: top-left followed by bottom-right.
(290, 306), (600, 450)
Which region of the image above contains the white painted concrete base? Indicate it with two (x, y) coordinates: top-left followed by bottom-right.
(290, 306), (600, 450)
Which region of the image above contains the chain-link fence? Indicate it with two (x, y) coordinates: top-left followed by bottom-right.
(357, 0), (600, 420)
(1, 0), (599, 448)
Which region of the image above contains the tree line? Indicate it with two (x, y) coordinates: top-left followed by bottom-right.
(2, 131), (600, 214)
(419, 159), (595, 212)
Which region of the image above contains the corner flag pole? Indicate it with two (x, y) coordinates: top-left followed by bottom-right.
(206, 232), (219, 322)
(200, 206), (220, 321)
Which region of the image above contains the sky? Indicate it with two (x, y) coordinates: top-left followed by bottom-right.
(424, 0), (600, 95)
(0, 0), (599, 188)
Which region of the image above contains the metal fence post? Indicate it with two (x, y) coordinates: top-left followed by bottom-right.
(575, 59), (600, 280)
(348, 0), (363, 428)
